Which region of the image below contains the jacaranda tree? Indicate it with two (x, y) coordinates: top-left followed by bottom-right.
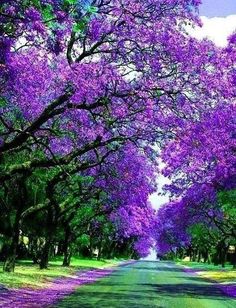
(0, 0), (235, 271)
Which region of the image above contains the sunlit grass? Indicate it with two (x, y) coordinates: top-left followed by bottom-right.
(0, 257), (119, 289)
(199, 270), (236, 282)
(177, 261), (236, 283)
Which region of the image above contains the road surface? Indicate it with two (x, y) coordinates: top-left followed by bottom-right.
(55, 261), (236, 308)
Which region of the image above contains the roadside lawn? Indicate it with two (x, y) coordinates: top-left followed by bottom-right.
(177, 261), (236, 283)
(0, 257), (120, 289)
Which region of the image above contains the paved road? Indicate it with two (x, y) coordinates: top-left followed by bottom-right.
(55, 261), (236, 308)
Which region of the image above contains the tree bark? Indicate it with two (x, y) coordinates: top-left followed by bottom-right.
(62, 226), (72, 267)
(3, 178), (26, 272)
(197, 250), (201, 263)
(39, 237), (52, 269)
(232, 246), (236, 269)
(219, 241), (228, 268)
(207, 255), (211, 264)
(39, 208), (54, 269)
(192, 249), (197, 262)
(189, 246), (193, 261)
(63, 250), (72, 267)
(97, 236), (103, 260)
(29, 236), (37, 264)
(3, 225), (20, 272)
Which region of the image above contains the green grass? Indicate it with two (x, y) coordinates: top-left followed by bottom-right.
(0, 257), (119, 289)
(177, 261), (233, 271)
(51, 256), (119, 269)
(177, 261), (236, 283)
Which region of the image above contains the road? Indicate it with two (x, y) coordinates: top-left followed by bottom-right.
(55, 261), (236, 308)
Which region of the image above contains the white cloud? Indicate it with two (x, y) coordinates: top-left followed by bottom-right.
(189, 15), (236, 47)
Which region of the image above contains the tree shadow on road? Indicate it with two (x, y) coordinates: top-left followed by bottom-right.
(53, 262), (234, 307)
(139, 282), (230, 300)
(134, 266), (184, 272)
(53, 290), (164, 308)
(53, 277), (231, 308)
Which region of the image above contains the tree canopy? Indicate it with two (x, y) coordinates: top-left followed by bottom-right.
(0, 0), (235, 271)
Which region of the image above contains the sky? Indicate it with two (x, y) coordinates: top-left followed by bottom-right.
(199, 0), (236, 17)
(150, 0), (236, 210)
(191, 0), (236, 46)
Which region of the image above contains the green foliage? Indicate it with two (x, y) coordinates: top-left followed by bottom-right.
(218, 189), (236, 217)
(87, 6), (98, 14)
(42, 4), (54, 21)
(0, 97), (7, 108)
(73, 18), (88, 33)
(76, 234), (90, 247)
(64, 0), (77, 5)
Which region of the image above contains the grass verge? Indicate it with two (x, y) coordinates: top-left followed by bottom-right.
(0, 257), (120, 289)
(177, 261), (236, 283)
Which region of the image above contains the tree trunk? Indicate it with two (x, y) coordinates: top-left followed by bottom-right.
(3, 231), (20, 272)
(219, 241), (228, 268)
(232, 247), (236, 269)
(28, 236), (40, 264)
(40, 239), (51, 269)
(189, 246), (193, 261)
(207, 252), (211, 264)
(221, 251), (226, 268)
(204, 248), (210, 264)
(213, 243), (221, 266)
(62, 226), (72, 267)
(57, 240), (65, 256)
(89, 235), (93, 258)
(180, 248), (184, 260)
(3, 176), (27, 272)
(63, 250), (72, 267)
(108, 241), (117, 259)
(39, 208), (55, 269)
(197, 250), (201, 263)
(192, 249), (197, 262)
(3, 206), (22, 272)
(97, 236), (103, 260)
